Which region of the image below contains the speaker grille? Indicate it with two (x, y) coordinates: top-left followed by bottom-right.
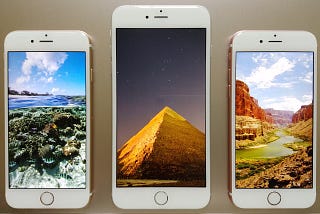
(154, 15), (168, 18)
(39, 40), (53, 43)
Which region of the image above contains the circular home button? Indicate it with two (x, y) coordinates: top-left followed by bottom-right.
(154, 191), (168, 205)
(40, 192), (54, 206)
(267, 191), (281, 206)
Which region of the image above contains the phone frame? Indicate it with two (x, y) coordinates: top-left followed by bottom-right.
(112, 5), (211, 209)
(228, 30), (317, 208)
(4, 30), (92, 208)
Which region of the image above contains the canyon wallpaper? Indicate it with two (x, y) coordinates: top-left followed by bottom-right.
(235, 52), (314, 189)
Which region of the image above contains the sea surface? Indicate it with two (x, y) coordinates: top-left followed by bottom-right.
(9, 95), (85, 110)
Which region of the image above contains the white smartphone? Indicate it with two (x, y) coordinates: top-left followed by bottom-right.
(4, 30), (92, 208)
(228, 30), (317, 208)
(112, 5), (210, 209)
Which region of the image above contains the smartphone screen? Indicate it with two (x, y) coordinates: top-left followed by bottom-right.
(235, 52), (314, 189)
(7, 52), (87, 189)
(116, 28), (206, 187)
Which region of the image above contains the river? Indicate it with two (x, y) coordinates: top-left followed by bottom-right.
(236, 130), (302, 159)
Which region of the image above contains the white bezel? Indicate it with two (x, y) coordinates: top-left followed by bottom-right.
(112, 5), (211, 209)
(230, 30), (317, 208)
(4, 30), (92, 208)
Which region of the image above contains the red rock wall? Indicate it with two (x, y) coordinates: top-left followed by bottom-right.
(292, 103), (313, 123)
(236, 80), (272, 123)
(264, 108), (294, 125)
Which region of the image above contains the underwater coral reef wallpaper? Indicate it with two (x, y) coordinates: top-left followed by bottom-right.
(8, 52), (87, 188)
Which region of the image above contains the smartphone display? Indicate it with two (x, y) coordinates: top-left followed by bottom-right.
(116, 28), (206, 188)
(5, 31), (91, 208)
(229, 31), (317, 208)
(234, 51), (314, 189)
(7, 51), (87, 189)
(113, 6), (210, 209)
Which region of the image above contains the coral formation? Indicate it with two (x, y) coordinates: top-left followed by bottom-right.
(8, 106), (86, 188)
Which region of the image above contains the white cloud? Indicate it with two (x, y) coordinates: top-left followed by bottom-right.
(302, 94), (313, 103)
(16, 75), (30, 84)
(40, 76), (54, 83)
(300, 71), (313, 83)
(251, 53), (269, 67)
(297, 53), (313, 69)
(51, 88), (60, 94)
(245, 57), (295, 89)
(47, 77), (53, 83)
(16, 52), (67, 85)
(263, 96), (311, 112)
(51, 87), (66, 95)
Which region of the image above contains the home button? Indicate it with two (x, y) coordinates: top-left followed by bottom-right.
(40, 192), (54, 206)
(154, 191), (168, 205)
(267, 191), (281, 206)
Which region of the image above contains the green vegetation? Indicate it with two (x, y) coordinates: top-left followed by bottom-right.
(236, 157), (284, 180)
(283, 141), (311, 151)
(117, 179), (178, 187)
(286, 119), (313, 141)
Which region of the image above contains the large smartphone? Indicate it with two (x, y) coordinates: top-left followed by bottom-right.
(4, 31), (92, 208)
(112, 5), (210, 209)
(229, 30), (317, 208)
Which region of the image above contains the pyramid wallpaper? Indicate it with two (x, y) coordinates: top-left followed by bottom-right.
(116, 28), (206, 187)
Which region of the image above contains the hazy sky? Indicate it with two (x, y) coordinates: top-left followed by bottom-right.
(8, 52), (86, 95)
(116, 28), (206, 147)
(236, 52), (314, 112)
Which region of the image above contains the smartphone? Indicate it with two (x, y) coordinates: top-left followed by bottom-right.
(229, 30), (317, 208)
(112, 5), (210, 209)
(4, 31), (92, 208)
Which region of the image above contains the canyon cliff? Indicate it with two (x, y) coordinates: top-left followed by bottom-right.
(264, 108), (294, 126)
(235, 80), (274, 143)
(292, 103), (313, 123)
(236, 80), (272, 123)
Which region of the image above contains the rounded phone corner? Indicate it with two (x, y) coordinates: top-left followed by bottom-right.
(197, 192), (211, 209)
(302, 31), (317, 45)
(4, 30), (20, 46)
(302, 194), (316, 209)
(112, 5), (130, 20)
(75, 194), (92, 209)
(111, 192), (125, 209)
(5, 194), (20, 209)
(231, 196), (250, 209)
(196, 5), (210, 19)
(77, 30), (91, 44)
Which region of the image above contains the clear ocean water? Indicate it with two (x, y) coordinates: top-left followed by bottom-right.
(9, 95), (85, 110)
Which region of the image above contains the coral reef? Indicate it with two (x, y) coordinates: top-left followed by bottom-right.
(8, 106), (87, 188)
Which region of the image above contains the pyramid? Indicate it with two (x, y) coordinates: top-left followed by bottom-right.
(117, 106), (205, 181)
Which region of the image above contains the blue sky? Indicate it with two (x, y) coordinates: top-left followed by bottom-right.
(8, 52), (86, 96)
(236, 52), (313, 112)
